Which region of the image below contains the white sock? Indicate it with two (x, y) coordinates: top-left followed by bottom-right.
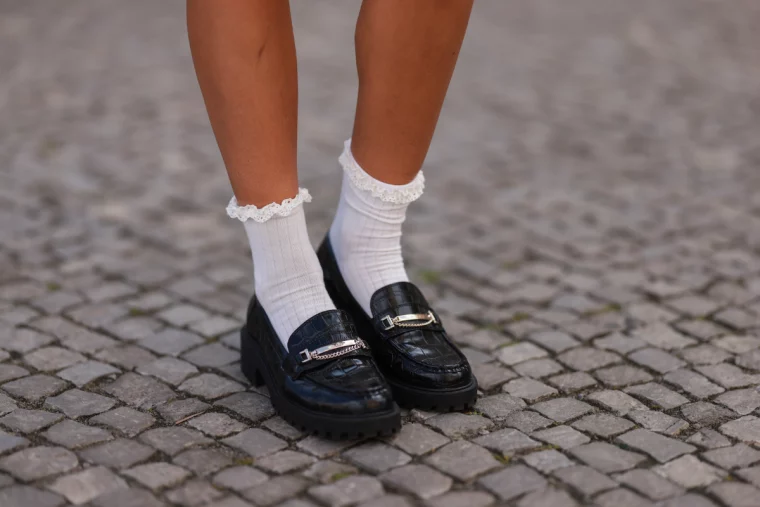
(227, 189), (336, 346)
(329, 139), (425, 316)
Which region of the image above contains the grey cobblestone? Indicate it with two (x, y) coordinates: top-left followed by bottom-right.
(594, 365), (653, 388)
(0, 446), (78, 481)
(478, 465), (546, 502)
(697, 364), (760, 389)
(380, 464), (452, 499)
(532, 425), (590, 450)
(427, 491), (495, 507)
(222, 428), (287, 458)
(214, 392), (275, 423)
(628, 348), (686, 374)
(24, 346), (85, 372)
(43, 419), (113, 448)
(165, 479), (224, 506)
(91, 488), (166, 507)
(123, 462), (192, 490)
(79, 438), (156, 469)
(425, 441), (500, 480)
(2, 374), (67, 402)
(95, 345), (157, 370)
(0, 393), (16, 417)
(173, 448), (232, 476)
(158, 398), (211, 423)
(0, 485), (66, 507)
(553, 465), (617, 497)
(681, 401), (736, 426)
(343, 442), (411, 474)
(653, 455), (725, 489)
(387, 423), (448, 456)
(2, 1), (760, 505)
(213, 466), (268, 491)
(308, 475), (383, 507)
(614, 469), (683, 501)
(702, 443), (760, 470)
(256, 450), (315, 474)
(140, 427), (213, 456)
(531, 397), (593, 423)
(687, 428), (731, 450)
(0, 365), (28, 384)
(241, 475), (309, 505)
(302, 460), (357, 484)
(627, 410), (688, 436)
(425, 412), (493, 438)
(57, 360), (120, 387)
(587, 389), (648, 415)
(569, 442), (646, 473)
(0, 429), (29, 454)
(522, 449), (574, 473)
(48, 466), (127, 505)
(625, 382), (690, 410)
(548, 371), (597, 392)
(474, 428), (541, 455)
(179, 373), (244, 399)
(594, 488), (653, 507)
(0, 408), (62, 433)
(90, 407), (155, 436)
(571, 413), (634, 438)
(136, 357), (198, 386)
(45, 388), (116, 418)
(616, 429), (695, 463)
(502, 377), (558, 401)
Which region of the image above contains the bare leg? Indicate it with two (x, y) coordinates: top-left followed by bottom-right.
(187, 1), (335, 345)
(351, 0), (474, 184)
(320, 0), (478, 411)
(326, 0), (474, 315)
(187, 0), (298, 206)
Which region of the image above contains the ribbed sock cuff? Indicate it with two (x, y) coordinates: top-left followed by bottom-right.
(339, 139), (424, 204)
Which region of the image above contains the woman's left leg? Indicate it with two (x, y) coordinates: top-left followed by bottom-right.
(319, 0), (477, 411)
(329, 0), (475, 315)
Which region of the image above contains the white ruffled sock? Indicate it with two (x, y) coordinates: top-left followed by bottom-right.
(228, 189), (336, 346)
(329, 139), (425, 316)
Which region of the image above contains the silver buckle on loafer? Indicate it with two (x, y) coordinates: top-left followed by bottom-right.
(381, 311), (436, 330)
(299, 339), (369, 363)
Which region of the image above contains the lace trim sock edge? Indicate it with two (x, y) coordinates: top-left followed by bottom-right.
(339, 139), (425, 204)
(226, 188), (312, 223)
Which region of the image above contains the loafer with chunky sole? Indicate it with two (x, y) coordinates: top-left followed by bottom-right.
(240, 297), (401, 440)
(317, 237), (478, 412)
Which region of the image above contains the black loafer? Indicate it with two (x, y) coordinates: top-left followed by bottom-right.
(317, 237), (478, 412)
(240, 297), (401, 439)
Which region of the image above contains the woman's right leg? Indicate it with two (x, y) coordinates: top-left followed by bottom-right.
(187, 1), (400, 439)
(187, 0), (334, 345)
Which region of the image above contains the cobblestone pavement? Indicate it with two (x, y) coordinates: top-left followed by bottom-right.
(2, 0), (760, 506)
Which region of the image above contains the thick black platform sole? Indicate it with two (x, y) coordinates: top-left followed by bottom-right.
(240, 326), (401, 440)
(386, 375), (478, 412)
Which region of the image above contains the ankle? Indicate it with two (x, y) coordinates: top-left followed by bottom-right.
(230, 189), (335, 345)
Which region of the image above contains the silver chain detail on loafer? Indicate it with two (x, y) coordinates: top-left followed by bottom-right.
(299, 339), (369, 363)
(381, 311), (436, 330)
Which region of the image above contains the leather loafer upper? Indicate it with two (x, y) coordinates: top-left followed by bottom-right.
(318, 238), (474, 392)
(367, 282), (472, 389)
(246, 298), (395, 416)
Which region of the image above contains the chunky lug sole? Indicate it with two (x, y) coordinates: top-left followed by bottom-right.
(321, 276), (478, 412)
(385, 375), (478, 412)
(240, 326), (401, 440)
